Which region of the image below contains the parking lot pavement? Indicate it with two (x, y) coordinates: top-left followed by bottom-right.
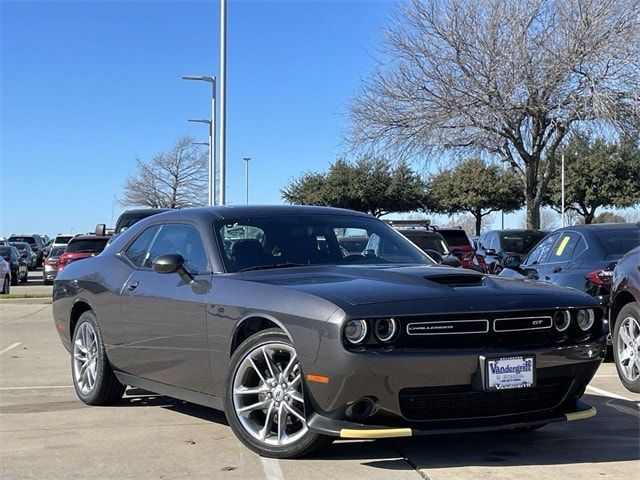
(10, 269), (53, 296)
(1, 304), (638, 480)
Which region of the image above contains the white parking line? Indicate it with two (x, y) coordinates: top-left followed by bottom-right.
(0, 342), (22, 356)
(261, 456), (284, 480)
(586, 385), (638, 403)
(0, 385), (73, 390)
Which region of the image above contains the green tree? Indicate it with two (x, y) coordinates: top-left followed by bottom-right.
(546, 135), (640, 224)
(282, 157), (427, 217)
(427, 158), (524, 235)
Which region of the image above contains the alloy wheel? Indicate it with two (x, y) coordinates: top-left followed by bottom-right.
(616, 316), (640, 382)
(232, 342), (307, 446)
(73, 322), (98, 395)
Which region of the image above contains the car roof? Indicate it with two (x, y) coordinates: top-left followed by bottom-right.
(69, 235), (111, 241)
(557, 223), (639, 231)
(145, 205), (372, 222)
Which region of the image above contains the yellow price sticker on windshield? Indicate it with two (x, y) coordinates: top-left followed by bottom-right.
(555, 236), (570, 256)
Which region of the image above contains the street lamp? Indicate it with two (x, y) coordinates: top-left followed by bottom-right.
(182, 75), (216, 206)
(243, 157), (251, 204)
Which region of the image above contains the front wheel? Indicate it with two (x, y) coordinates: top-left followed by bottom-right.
(224, 328), (332, 458)
(613, 302), (640, 393)
(72, 310), (126, 405)
(1, 275), (10, 294)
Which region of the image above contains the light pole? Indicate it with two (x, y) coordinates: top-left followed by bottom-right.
(243, 157), (251, 204)
(561, 153), (566, 227)
(188, 119), (213, 205)
(219, 0), (228, 205)
(182, 75), (216, 206)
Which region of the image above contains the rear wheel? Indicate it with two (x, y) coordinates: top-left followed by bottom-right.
(72, 310), (125, 405)
(1, 275), (10, 294)
(613, 302), (640, 393)
(224, 328), (332, 458)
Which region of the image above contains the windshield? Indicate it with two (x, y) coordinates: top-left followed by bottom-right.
(592, 228), (640, 256)
(0, 247), (12, 260)
(437, 230), (470, 248)
(49, 246), (66, 257)
(66, 239), (108, 253)
(216, 214), (432, 273)
(9, 236), (35, 245)
(54, 235), (73, 244)
(400, 231), (449, 255)
(10, 243), (28, 252)
(500, 231), (548, 255)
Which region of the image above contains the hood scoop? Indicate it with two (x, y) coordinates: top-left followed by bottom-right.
(425, 273), (485, 287)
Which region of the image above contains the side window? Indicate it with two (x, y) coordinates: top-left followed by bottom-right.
(123, 225), (161, 268)
(549, 232), (582, 263)
(147, 224), (209, 273)
(571, 236), (587, 260)
(524, 233), (559, 266)
(487, 233), (498, 251)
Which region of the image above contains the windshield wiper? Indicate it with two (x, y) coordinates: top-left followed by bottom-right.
(241, 263), (305, 272)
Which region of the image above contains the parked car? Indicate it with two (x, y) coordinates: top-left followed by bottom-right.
(43, 245), (66, 285)
(473, 229), (548, 274)
(53, 206), (604, 459)
(336, 235), (370, 254)
(8, 234), (46, 267)
(52, 234), (74, 248)
(609, 246), (640, 393)
(386, 221), (461, 267)
(57, 235), (111, 273)
(500, 223), (640, 335)
(9, 242), (38, 270)
(432, 227), (475, 269)
(0, 256), (11, 294)
(114, 208), (170, 234)
(0, 245), (28, 285)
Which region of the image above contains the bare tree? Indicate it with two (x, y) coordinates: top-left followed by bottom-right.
(349, 0), (640, 228)
(121, 136), (208, 209)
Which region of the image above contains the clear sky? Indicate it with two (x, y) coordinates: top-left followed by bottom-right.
(1, 0), (400, 235)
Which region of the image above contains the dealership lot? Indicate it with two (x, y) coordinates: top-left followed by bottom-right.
(1, 298), (638, 480)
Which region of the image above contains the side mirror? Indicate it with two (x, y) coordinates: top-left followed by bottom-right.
(425, 249), (444, 264)
(153, 254), (193, 282)
(95, 223), (107, 236)
(503, 255), (521, 269)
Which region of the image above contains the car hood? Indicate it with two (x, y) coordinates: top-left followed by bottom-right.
(240, 264), (593, 309)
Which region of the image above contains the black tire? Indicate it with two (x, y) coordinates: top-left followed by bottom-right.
(10, 272), (18, 286)
(223, 328), (333, 458)
(612, 302), (640, 393)
(20, 271), (28, 284)
(1, 275), (10, 294)
(43, 278), (52, 286)
(71, 310), (125, 405)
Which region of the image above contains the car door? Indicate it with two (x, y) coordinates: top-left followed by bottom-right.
(540, 231), (586, 288)
(520, 232), (561, 280)
(120, 222), (213, 392)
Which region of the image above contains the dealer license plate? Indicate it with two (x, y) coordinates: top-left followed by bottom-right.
(486, 356), (535, 390)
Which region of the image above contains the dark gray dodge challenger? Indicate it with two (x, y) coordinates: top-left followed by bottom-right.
(53, 206), (605, 458)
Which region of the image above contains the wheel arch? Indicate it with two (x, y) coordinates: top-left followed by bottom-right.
(610, 290), (637, 331)
(69, 299), (94, 341)
(230, 314), (294, 357)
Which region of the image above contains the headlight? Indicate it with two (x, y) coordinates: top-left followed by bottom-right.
(554, 310), (571, 332)
(374, 318), (398, 342)
(344, 319), (368, 344)
(576, 309), (595, 331)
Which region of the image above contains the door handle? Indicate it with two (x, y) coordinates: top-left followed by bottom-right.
(544, 276), (551, 281)
(552, 266), (563, 273)
(126, 281), (139, 291)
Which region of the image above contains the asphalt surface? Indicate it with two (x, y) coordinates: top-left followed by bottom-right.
(1, 275), (639, 480)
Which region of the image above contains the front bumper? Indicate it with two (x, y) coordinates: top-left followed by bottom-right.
(308, 400), (597, 438)
(302, 338), (605, 435)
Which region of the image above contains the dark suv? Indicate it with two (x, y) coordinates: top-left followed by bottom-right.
(8, 234), (46, 267)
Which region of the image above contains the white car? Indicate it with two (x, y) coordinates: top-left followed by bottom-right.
(0, 256), (11, 294)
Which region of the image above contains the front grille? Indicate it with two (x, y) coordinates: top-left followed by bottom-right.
(398, 380), (571, 421)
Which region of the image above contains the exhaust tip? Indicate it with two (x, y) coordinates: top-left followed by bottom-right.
(346, 397), (378, 420)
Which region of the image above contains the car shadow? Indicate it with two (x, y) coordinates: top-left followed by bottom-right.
(313, 394), (640, 469)
(118, 387), (228, 425)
